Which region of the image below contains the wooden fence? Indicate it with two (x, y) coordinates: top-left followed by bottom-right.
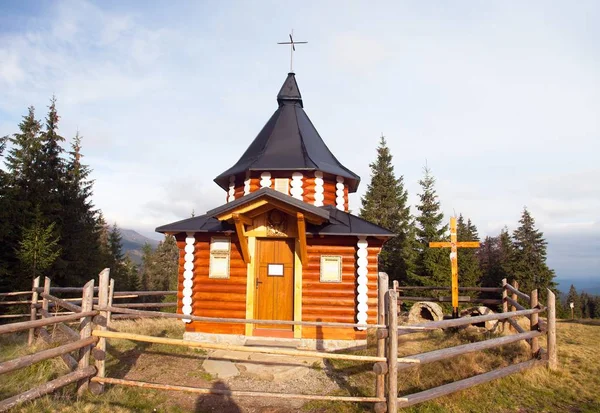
(0, 271), (557, 412)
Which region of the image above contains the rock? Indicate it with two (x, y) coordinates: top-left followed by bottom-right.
(408, 301), (444, 324)
(459, 306), (499, 332)
(202, 359), (240, 379)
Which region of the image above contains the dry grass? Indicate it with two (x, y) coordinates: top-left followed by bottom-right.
(1, 318), (599, 412)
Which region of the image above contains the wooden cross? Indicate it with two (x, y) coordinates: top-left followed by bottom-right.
(429, 216), (480, 318)
(277, 30), (307, 72)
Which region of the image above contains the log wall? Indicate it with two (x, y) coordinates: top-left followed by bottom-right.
(229, 172), (349, 211)
(176, 233), (246, 334)
(302, 237), (381, 340)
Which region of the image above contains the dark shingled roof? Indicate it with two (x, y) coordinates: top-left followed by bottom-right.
(214, 73), (360, 193)
(156, 189), (394, 238)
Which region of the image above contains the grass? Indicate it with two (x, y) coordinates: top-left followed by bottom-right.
(1, 318), (599, 412)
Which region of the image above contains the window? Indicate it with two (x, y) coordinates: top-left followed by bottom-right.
(320, 255), (342, 282)
(209, 237), (230, 279)
(274, 178), (289, 195)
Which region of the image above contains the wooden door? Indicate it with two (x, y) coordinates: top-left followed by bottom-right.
(255, 238), (295, 335)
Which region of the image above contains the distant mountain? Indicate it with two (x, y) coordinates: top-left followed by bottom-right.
(555, 277), (600, 296)
(120, 229), (160, 265)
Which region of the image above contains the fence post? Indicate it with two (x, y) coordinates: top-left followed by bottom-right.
(91, 268), (110, 394)
(106, 278), (115, 328)
(42, 277), (51, 317)
(547, 289), (557, 370)
(501, 279), (508, 314)
(28, 276), (41, 346)
(530, 289), (539, 357)
(375, 273), (389, 407)
(77, 279), (95, 395)
(387, 288), (398, 413)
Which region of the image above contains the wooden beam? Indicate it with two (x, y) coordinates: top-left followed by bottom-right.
(0, 310), (97, 336)
(0, 366), (97, 412)
(455, 241), (481, 248)
(428, 242), (452, 248)
(232, 214), (251, 264)
(397, 359), (544, 408)
(296, 213), (308, 266)
(91, 376), (384, 403)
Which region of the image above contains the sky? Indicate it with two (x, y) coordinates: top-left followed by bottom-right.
(0, 1), (598, 284)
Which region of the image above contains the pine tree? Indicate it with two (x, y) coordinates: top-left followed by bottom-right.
(107, 224), (128, 288)
(359, 136), (416, 283)
(413, 166), (449, 286)
(16, 205), (61, 279)
(456, 215), (481, 287)
(512, 207), (555, 295)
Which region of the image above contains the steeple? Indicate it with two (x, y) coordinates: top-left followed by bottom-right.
(277, 73), (303, 107)
(214, 72), (360, 201)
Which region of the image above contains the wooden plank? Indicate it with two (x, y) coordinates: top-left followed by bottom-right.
(0, 336), (97, 375)
(28, 277), (40, 346)
(387, 288), (399, 413)
(40, 293), (82, 313)
(91, 330), (415, 363)
(0, 311), (98, 335)
(0, 366), (96, 412)
(428, 242), (452, 248)
(296, 213), (308, 266)
(398, 308), (544, 335)
(398, 330), (543, 371)
(505, 283), (530, 302)
(455, 241), (480, 248)
(547, 289), (557, 370)
(396, 359), (544, 408)
(90, 376), (384, 402)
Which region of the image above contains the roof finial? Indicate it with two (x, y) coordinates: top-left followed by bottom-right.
(277, 29), (307, 73)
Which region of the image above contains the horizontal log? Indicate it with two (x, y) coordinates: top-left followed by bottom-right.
(505, 297), (526, 311)
(39, 309), (81, 341)
(40, 293), (82, 313)
(397, 296), (503, 305)
(398, 308), (544, 335)
(0, 311), (97, 335)
(397, 359), (544, 408)
(0, 300), (32, 305)
(92, 330), (410, 363)
(99, 305), (401, 330)
(113, 290), (177, 297)
(0, 291), (32, 297)
(0, 336), (97, 375)
(37, 328), (79, 371)
(0, 314), (29, 319)
(0, 365), (96, 412)
(91, 376), (384, 403)
(396, 286), (503, 293)
(504, 284), (530, 302)
(112, 303), (177, 309)
(397, 330), (543, 371)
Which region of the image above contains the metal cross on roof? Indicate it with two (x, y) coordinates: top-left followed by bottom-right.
(278, 30), (307, 73)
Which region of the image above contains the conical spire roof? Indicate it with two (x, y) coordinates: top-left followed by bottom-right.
(214, 73), (360, 192)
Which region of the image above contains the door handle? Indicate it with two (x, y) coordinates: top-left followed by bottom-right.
(256, 280), (263, 288)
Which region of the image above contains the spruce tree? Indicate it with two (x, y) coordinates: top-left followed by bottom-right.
(512, 207), (555, 294)
(359, 136), (416, 283)
(413, 166), (448, 286)
(456, 215), (481, 287)
(107, 224), (128, 288)
(16, 205), (61, 279)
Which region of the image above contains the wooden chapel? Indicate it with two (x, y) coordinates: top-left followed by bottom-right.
(156, 72), (395, 349)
